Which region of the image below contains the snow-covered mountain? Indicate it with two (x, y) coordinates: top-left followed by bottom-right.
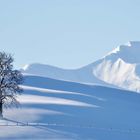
(1, 75), (140, 140)
(2, 42), (140, 139)
(21, 41), (140, 92)
(92, 41), (140, 92)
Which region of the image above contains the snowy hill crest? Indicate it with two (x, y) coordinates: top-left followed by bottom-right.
(21, 41), (140, 92)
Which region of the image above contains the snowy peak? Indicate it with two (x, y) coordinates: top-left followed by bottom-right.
(92, 41), (140, 92)
(105, 41), (140, 64)
(112, 41), (140, 52)
(127, 41), (140, 47)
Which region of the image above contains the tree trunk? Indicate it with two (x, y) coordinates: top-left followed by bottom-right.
(0, 101), (3, 118)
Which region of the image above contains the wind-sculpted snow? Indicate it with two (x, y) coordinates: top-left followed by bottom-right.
(92, 41), (140, 92)
(21, 63), (111, 87)
(1, 75), (140, 139)
(7, 41), (140, 139)
(21, 41), (140, 92)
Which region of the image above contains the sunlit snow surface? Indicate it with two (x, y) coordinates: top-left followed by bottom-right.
(2, 41), (140, 139)
(21, 41), (140, 92)
(1, 75), (140, 140)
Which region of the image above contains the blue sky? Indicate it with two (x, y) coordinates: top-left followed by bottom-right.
(0, 0), (140, 69)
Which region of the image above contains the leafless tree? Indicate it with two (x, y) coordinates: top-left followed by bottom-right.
(0, 52), (23, 118)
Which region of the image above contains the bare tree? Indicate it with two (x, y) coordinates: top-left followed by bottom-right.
(0, 52), (23, 118)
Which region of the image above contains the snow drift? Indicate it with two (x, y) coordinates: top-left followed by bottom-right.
(6, 41), (140, 139)
(21, 41), (140, 92)
(1, 75), (140, 140)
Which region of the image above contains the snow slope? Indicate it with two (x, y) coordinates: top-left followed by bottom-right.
(1, 75), (140, 140)
(21, 41), (140, 92)
(21, 63), (111, 87)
